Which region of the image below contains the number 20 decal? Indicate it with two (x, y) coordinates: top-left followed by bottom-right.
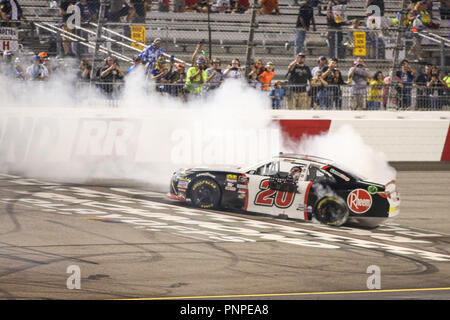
(254, 180), (295, 208)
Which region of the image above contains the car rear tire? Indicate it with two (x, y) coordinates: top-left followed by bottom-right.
(314, 197), (349, 227)
(190, 178), (221, 209)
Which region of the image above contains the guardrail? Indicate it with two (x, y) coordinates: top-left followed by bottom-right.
(2, 77), (447, 111)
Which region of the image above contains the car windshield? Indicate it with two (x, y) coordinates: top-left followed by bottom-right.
(332, 162), (366, 181)
(255, 160), (279, 176)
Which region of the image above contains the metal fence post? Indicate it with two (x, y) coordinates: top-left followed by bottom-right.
(245, 0), (257, 78)
(90, 0), (109, 82)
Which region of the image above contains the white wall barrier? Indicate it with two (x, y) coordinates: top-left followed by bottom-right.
(0, 108), (449, 185)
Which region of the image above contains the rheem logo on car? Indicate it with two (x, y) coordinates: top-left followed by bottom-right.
(347, 189), (372, 214)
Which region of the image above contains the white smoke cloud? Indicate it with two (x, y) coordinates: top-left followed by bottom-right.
(0, 67), (395, 192)
(282, 125), (397, 185)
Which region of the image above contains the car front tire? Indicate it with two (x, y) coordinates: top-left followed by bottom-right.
(190, 178), (221, 209)
(314, 196), (349, 227)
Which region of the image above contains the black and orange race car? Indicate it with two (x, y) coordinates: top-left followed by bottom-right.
(167, 154), (400, 227)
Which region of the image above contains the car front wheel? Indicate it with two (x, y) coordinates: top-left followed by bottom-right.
(190, 178), (221, 209)
(314, 196), (349, 227)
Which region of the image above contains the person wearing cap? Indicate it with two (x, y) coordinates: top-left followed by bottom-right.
(259, 62), (275, 91)
(26, 55), (49, 81)
(285, 0), (316, 56)
(185, 55), (208, 96)
(127, 56), (143, 74)
(206, 57), (224, 91)
(137, 37), (164, 75)
(286, 52), (312, 110)
(38, 52), (48, 59)
(311, 56), (328, 78)
(168, 62), (186, 99)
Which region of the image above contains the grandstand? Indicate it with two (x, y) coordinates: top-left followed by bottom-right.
(9, 0), (450, 80)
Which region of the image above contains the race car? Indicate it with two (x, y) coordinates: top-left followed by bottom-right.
(167, 153), (400, 227)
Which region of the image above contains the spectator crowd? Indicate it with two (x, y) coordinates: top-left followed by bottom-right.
(1, 43), (449, 110)
(1, 0), (449, 109)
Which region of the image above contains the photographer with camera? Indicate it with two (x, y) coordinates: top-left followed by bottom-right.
(348, 57), (370, 110)
(426, 65), (447, 110)
(96, 55), (125, 96)
(77, 60), (92, 81)
(224, 59), (244, 79)
(206, 58), (224, 91)
(184, 55), (208, 97)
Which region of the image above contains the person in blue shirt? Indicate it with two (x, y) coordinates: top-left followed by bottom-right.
(269, 80), (285, 109)
(137, 38), (164, 77)
(127, 56), (143, 74)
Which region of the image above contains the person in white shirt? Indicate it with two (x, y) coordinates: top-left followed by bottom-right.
(224, 59), (243, 79)
(26, 55), (49, 81)
(311, 56), (328, 78)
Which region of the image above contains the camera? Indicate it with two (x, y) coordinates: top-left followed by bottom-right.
(199, 64), (206, 70)
(357, 64), (363, 68)
(231, 67), (238, 71)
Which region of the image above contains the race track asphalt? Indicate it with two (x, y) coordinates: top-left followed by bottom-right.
(0, 171), (449, 300)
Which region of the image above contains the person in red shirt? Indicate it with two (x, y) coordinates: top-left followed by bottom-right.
(232, 0), (250, 13)
(258, 0), (279, 14)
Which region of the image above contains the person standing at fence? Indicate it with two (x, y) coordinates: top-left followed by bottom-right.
(269, 81), (285, 109)
(347, 57), (370, 110)
(96, 56), (125, 96)
(310, 70), (328, 109)
(77, 59), (92, 81)
(259, 62), (275, 91)
(168, 62), (186, 100)
(312, 56), (327, 78)
(26, 55), (49, 81)
(321, 58), (344, 109)
(427, 65), (448, 110)
(367, 71), (386, 110)
(137, 38), (165, 77)
(127, 56), (143, 74)
(285, 0), (316, 56)
(414, 64), (432, 110)
(395, 59), (416, 110)
(185, 55), (208, 97)
(224, 59), (244, 79)
(286, 52), (312, 110)
(206, 57), (224, 91)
